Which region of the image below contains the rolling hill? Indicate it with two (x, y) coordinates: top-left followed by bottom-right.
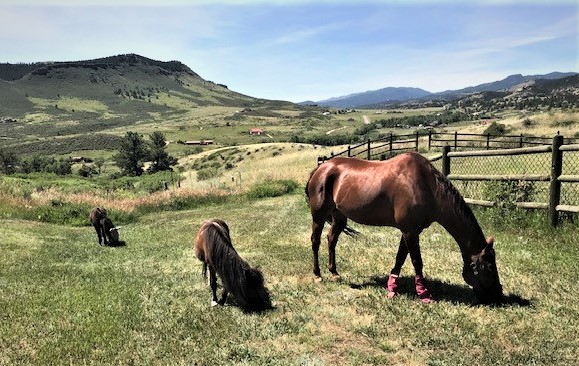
(0, 54), (301, 157)
(0, 53), (264, 118)
(307, 72), (577, 109)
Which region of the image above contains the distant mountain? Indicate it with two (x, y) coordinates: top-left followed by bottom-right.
(303, 87), (431, 109)
(452, 74), (579, 113)
(437, 72), (578, 97)
(307, 72), (578, 109)
(0, 53), (266, 118)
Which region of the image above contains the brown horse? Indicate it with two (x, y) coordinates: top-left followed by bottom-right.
(89, 207), (119, 246)
(194, 219), (272, 312)
(305, 153), (503, 304)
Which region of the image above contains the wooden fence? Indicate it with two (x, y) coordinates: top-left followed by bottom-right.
(317, 134), (579, 226)
(428, 131), (557, 150)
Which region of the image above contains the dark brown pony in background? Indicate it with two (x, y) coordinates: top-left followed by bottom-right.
(89, 207), (120, 246)
(305, 153), (503, 304)
(194, 219), (272, 312)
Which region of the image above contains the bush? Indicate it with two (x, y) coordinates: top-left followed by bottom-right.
(246, 179), (299, 199)
(197, 167), (220, 181)
(483, 180), (535, 225)
(483, 121), (507, 136)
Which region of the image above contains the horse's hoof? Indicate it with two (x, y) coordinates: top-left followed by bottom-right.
(331, 274), (342, 282)
(387, 291), (397, 299)
(211, 300), (219, 307)
(314, 276), (323, 283)
(420, 296), (434, 304)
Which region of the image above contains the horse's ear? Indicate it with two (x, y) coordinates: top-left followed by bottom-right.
(486, 236), (495, 248)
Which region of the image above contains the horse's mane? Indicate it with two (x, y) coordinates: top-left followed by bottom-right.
(202, 221), (271, 312)
(428, 162), (485, 242)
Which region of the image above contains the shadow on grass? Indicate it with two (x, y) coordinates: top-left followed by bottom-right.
(106, 240), (127, 247)
(349, 275), (531, 308)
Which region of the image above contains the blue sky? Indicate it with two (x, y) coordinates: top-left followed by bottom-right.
(0, 0), (577, 102)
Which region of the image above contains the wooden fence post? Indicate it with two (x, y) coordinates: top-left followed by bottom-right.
(442, 145), (451, 176)
(367, 140), (371, 160)
(549, 135), (564, 227)
(347, 145), (351, 157)
(389, 133), (393, 154)
(454, 131), (458, 151)
(415, 131), (419, 151)
(428, 130), (432, 150)
(486, 133), (490, 150)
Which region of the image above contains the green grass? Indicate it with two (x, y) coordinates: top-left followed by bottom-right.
(1, 192), (578, 365)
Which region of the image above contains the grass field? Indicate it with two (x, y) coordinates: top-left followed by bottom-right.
(2, 188), (579, 365)
(2, 112), (579, 365)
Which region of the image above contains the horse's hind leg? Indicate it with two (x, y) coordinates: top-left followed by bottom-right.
(311, 218), (325, 282)
(327, 211), (347, 281)
(403, 232), (433, 303)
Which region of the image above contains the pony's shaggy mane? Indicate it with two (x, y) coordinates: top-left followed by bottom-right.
(199, 220), (271, 312)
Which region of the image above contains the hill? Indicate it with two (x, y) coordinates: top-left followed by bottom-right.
(308, 87), (431, 109)
(0, 54), (305, 158)
(309, 72), (577, 109)
(0, 53), (264, 118)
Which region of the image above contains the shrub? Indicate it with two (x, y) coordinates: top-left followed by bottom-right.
(522, 118), (533, 127)
(246, 179), (299, 199)
(483, 180), (535, 225)
(483, 121), (507, 136)
(197, 167), (220, 181)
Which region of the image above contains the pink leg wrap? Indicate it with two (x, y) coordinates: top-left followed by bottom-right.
(415, 275), (433, 303)
(386, 274), (399, 298)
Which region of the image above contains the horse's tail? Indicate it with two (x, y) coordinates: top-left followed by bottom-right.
(203, 220), (272, 312)
(305, 163), (359, 237)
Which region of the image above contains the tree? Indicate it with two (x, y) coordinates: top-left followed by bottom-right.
(0, 148), (19, 175)
(148, 131), (177, 173)
(93, 157), (105, 174)
(114, 131), (149, 176)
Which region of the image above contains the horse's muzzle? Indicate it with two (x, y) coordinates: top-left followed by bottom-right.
(475, 284), (504, 305)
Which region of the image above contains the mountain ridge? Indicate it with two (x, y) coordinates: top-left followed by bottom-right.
(305, 71), (578, 109)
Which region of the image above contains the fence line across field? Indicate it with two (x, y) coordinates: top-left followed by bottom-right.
(317, 133), (579, 227)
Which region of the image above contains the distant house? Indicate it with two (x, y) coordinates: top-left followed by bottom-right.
(184, 140), (214, 145)
(249, 128), (264, 135)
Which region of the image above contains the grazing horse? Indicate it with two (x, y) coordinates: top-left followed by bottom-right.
(89, 207), (119, 246)
(305, 153), (503, 304)
(194, 219), (272, 312)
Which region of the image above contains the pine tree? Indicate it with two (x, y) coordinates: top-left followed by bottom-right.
(148, 131), (177, 173)
(114, 131), (149, 176)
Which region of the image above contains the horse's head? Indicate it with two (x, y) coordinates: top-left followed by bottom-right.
(463, 237), (503, 304)
(104, 218), (120, 243)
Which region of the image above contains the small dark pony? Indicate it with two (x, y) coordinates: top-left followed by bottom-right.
(89, 207), (120, 246)
(194, 219), (272, 312)
(305, 153), (503, 304)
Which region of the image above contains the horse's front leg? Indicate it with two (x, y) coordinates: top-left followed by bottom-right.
(209, 267), (220, 306)
(404, 232), (433, 303)
(94, 224), (104, 246)
(218, 289), (228, 306)
(327, 212), (347, 281)
(386, 236), (409, 298)
(99, 220), (109, 246)
(311, 220), (324, 282)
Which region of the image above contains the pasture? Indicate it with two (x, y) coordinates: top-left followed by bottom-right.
(2, 190), (579, 365)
